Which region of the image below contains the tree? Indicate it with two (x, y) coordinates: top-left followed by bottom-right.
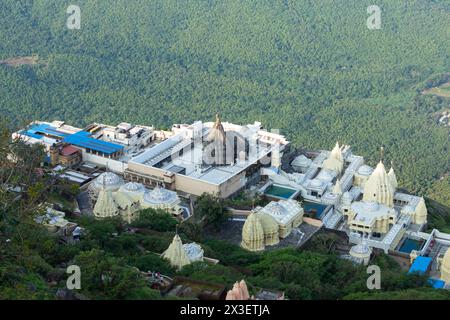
(73, 249), (158, 300)
(195, 193), (231, 230)
(131, 208), (178, 232)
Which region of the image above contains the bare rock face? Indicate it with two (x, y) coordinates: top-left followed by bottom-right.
(56, 288), (89, 300)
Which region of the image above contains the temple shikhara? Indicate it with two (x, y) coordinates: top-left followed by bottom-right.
(12, 115), (450, 290)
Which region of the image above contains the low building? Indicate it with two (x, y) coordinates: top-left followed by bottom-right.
(50, 143), (82, 167)
(35, 207), (78, 241)
(84, 122), (155, 157)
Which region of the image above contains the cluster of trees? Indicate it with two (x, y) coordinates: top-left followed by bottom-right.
(0, 0), (448, 195)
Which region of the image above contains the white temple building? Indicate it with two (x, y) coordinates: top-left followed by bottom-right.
(90, 172), (183, 222)
(162, 235), (205, 270)
(253, 199), (304, 238)
(161, 234), (191, 270)
(241, 199), (304, 251)
(263, 143), (429, 254)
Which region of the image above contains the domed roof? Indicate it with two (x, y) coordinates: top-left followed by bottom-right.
(268, 202), (286, 216)
(358, 165), (373, 176)
(183, 243), (204, 262)
(292, 155), (311, 166)
(93, 172), (123, 191)
(143, 186), (178, 205)
(114, 191), (134, 209)
(120, 182), (145, 192)
(350, 241), (372, 257)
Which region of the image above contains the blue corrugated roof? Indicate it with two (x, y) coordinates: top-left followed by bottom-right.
(408, 256), (432, 275)
(428, 278), (445, 289)
(63, 131), (124, 155)
(25, 123), (70, 139)
(21, 130), (44, 140)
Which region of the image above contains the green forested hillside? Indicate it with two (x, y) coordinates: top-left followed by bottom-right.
(0, 0), (449, 194)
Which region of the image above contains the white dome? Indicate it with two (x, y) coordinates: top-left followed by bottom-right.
(183, 243), (204, 262)
(143, 186), (178, 205)
(269, 203), (286, 216)
(358, 165), (373, 176)
(120, 182), (145, 193)
(93, 172), (123, 191)
(350, 241), (371, 256)
(292, 155), (311, 166)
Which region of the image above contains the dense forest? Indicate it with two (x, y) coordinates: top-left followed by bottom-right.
(0, 0), (449, 197)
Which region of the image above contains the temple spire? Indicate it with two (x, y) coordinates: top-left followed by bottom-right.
(380, 146), (384, 163)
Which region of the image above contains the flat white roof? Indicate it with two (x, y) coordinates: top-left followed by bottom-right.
(129, 121), (287, 185)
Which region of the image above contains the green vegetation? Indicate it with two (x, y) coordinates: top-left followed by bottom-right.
(0, 0), (448, 196)
(130, 208), (178, 232)
(425, 196), (450, 233)
(194, 193), (231, 230)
